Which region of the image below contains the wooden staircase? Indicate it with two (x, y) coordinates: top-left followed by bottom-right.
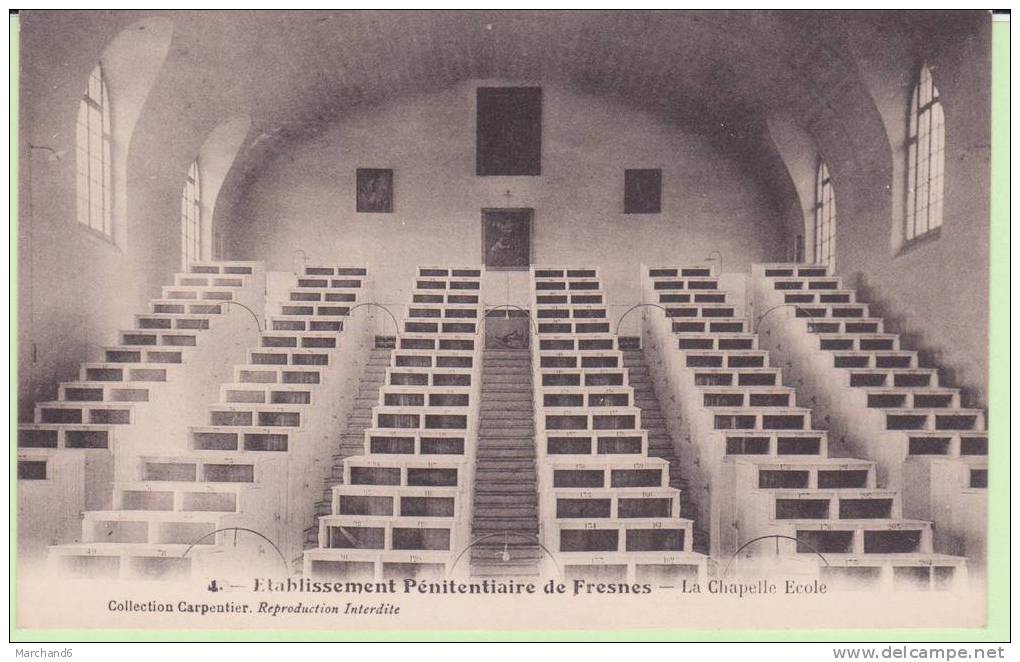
(621, 349), (683, 488)
(621, 347), (706, 552)
(470, 347), (541, 577)
(303, 342), (394, 549)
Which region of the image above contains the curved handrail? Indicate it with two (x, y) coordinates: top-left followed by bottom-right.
(719, 534), (831, 578)
(483, 303), (539, 336)
(614, 302), (669, 336)
(447, 531), (563, 580)
(347, 301), (400, 337)
(181, 526), (291, 575)
(219, 300), (263, 334)
(753, 303), (818, 335)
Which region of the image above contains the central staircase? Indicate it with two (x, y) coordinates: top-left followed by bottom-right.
(470, 347), (541, 577)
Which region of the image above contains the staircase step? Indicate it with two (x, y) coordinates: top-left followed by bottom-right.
(473, 526), (540, 536)
(469, 567), (541, 577)
(476, 450), (536, 460)
(476, 466), (537, 474)
(477, 436), (533, 444)
(476, 441), (534, 449)
(473, 494), (539, 505)
(479, 430), (534, 437)
(476, 471), (536, 480)
(470, 546), (540, 557)
(475, 463), (536, 473)
(474, 485), (536, 495)
(477, 448), (534, 456)
(473, 503), (537, 515)
(473, 521), (540, 531)
(472, 545), (542, 558)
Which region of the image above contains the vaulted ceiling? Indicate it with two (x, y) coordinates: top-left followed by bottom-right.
(149, 10), (904, 222)
(143, 9), (896, 138)
(21, 10), (952, 227)
(25, 10), (919, 140)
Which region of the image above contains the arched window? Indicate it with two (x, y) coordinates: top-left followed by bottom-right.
(814, 161), (835, 269)
(906, 64), (945, 241)
(75, 64), (112, 237)
(181, 160), (202, 269)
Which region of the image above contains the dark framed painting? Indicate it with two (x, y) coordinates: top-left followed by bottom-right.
(624, 168), (662, 214)
(484, 309), (531, 349)
(356, 168), (394, 213)
(476, 87), (543, 176)
(481, 208), (532, 270)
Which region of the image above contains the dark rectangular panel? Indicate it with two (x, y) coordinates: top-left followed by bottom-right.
(356, 168), (393, 213)
(482, 208), (532, 269)
(476, 87), (542, 176)
(624, 168), (662, 214)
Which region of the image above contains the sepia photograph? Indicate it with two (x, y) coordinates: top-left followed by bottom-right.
(9, 8), (1008, 647)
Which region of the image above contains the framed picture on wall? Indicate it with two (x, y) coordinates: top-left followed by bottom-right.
(481, 208), (532, 270)
(356, 168), (394, 213)
(624, 168), (662, 214)
(476, 87), (543, 176)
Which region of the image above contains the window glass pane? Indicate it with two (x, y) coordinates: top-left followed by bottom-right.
(76, 64), (113, 237)
(908, 88), (919, 138)
(182, 159), (202, 268)
(814, 162), (835, 268)
(87, 70), (100, 103)
(906, 65), (944, 242)
(101, 88), (111, 135)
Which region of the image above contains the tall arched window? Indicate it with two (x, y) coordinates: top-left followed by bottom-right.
(906, 64), (945, 241)
(814, 161), (836, 269)
(75, 64), (112, 237)
(181, 160), (202, 269)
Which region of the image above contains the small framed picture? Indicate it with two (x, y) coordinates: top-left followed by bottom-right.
(356, 168), (394, 213)
(624, 168), (662, 214)
(482, 208), (532, 270)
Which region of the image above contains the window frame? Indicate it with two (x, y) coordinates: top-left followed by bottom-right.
(813, 160), (836, 269)
(75, 63), (113, 240)
(904, 63), (945, 245)
(181, 160), (202, 270)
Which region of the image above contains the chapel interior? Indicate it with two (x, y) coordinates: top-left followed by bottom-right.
(15, 10), (992, 594)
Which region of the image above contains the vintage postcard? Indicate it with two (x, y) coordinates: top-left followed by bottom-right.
(11, 9), (1004, 640)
